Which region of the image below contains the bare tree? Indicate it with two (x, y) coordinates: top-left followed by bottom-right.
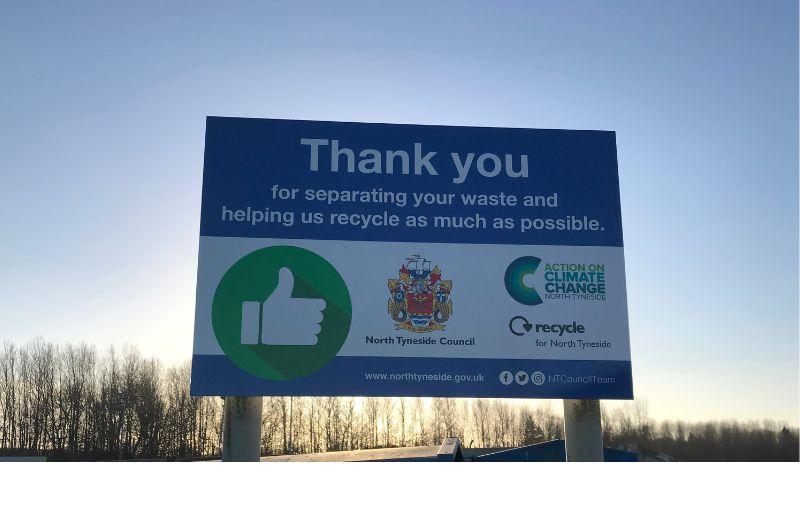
(364, 397), (380, 448)
(397, 397), (408, 447)
(470, 399), (491, 448)
(379, 397), (394, 447)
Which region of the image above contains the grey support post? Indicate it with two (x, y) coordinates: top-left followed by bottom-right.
(222, 396), (263, 462)
(563, 399), (604, 462)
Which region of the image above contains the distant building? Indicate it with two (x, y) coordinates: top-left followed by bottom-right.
(474, 439), (638, 462)
(619, 443), (674, 462)
(260, 438), (650, 462)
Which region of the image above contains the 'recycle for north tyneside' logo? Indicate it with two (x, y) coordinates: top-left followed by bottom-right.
(505, 256), (608, 304)
(212, 246), (351, 381)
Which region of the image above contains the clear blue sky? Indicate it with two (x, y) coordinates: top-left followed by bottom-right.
(1, 1), (797, 423)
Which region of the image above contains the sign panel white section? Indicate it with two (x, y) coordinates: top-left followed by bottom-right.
(193, 236), (630, 361)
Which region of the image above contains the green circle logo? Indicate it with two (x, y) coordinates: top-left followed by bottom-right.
(212, 246), (351, 380)
(505, 256), (543, 305)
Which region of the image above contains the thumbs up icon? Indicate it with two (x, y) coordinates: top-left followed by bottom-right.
(240, 267), (326, 346)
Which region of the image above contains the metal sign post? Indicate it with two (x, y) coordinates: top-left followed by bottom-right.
(222, 396), (263, 462)
(563, 398), (604, 461)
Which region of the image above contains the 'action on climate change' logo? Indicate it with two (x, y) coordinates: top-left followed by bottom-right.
(505, 256), (543, 305)
(505, 256), (608, 304)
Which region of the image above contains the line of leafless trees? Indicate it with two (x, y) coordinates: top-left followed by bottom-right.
(0, 340), (219, 460)
(1, 340), (797, 461)
(601, 400), (798, 461)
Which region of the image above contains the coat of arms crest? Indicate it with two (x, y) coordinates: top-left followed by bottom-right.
(388, 254), (453, 332)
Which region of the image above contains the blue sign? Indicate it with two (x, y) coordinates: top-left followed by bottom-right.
(190, 117), (633, 399)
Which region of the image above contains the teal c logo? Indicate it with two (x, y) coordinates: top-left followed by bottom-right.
(212, 246), (352, 380)
(504, 256), (543, 305)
